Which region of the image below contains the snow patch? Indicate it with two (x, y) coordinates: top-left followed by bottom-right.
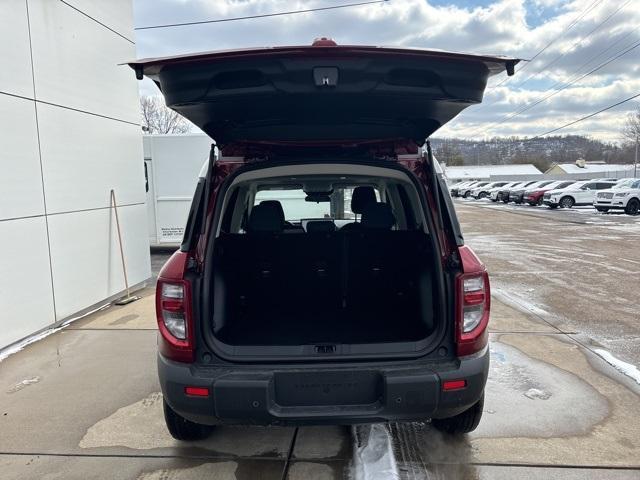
(492, 287), (551, 319)
(594, 349), (640, 385)
(351, 424), (399, 480)
(524, 388), (551, 400)
(0, 328), (62, 363)
(6, 376), (41, 393)
(0, 302), (110, 363)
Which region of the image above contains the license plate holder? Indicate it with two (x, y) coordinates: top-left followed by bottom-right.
(274, 371), (382, 407)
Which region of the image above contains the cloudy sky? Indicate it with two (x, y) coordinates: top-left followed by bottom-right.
(132, 0), (640, 143)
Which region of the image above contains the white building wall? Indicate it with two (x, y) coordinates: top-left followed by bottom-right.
(0, 0), (150, 348)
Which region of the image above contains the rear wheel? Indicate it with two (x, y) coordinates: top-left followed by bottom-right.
(478, 192), (487, 199)
(595, 207), (609, 213)
(463, 191), (471, 198)
(163, 399), (214, 441)
(625, 198), (640, 215)
(537, 197), (544, 206)
(432, 394), (484, 435)
(559, 196), (574, 209)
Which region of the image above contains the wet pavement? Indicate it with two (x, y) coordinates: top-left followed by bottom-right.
(455, 199), (640, 366)
(1, 210), (640, 479)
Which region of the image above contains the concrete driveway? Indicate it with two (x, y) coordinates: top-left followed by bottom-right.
(1, 210), (639, 479)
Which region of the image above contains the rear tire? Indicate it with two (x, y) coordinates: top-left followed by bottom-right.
(625, 198), (640, 215)
(559, 196), (574, 209)
(537, 197), (544, 206)
(463, 191), (471, 198)
(163, 399), (214, 441)
(432, 394), (484, 435)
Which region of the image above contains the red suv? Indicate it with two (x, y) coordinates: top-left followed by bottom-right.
(130, 40), (516, 440)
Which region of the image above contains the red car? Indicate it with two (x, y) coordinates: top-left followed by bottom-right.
(129, 40), (517, 440)
(524, 181), (575, 206)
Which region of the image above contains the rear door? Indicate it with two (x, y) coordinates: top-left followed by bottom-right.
(129, 43), (518, 149)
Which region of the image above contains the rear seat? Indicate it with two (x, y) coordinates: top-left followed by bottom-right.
(215, 200), (431, 329)
(344, 202), (429, 319)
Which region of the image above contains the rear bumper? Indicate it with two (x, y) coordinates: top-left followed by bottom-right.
(158, 347), (490, 426)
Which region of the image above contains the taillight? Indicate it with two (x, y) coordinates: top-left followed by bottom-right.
(156, 252), (195, 363)
(160, 282), (188, 340)
(455, 246), (491, 357)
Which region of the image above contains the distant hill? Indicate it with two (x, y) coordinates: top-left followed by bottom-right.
(431, 135), (635, 172)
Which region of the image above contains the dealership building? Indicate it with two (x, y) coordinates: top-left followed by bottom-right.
(0, 0), (150, 349)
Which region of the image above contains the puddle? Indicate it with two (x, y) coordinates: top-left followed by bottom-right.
(137, 462), (237, 479)
(109, 314), (140, 326)
(79, 392), (290, 457)
(474, 340), (609, 438)
(352, 424), (399, 480)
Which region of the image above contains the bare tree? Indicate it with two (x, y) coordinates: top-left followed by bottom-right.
(621, 108), (639, 176)
(622, 108), (640, 144)
(140, 95), (192, 134)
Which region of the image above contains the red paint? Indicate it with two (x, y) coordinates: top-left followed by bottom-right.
(526, 190), (545, 202)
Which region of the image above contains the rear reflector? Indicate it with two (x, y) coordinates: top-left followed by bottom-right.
(442, 380), (467, 391)
(185, 386), (209, 397)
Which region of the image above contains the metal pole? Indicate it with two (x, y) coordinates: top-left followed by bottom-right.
(110, 189), (140, 305)
(635, 134), (638, 178)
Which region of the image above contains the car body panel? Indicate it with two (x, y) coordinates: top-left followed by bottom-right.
(135, 42), (502, 429)
(523, 181), (574, 205)
(470, 181), (508, 199)
(129, 45), (518, 147)
(593, 179), (640, 210)
(544, 181), (617, 207)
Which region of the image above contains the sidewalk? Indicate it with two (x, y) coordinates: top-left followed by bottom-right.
(0, 286), (639, 479)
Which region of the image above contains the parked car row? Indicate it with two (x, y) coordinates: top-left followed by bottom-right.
(450, 178), (640, 215)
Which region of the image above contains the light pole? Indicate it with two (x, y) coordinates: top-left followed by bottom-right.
(635, 134), (638, 178)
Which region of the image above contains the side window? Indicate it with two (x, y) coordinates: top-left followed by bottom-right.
(583, 183), (595, 190)
(595, 183), (612, 190)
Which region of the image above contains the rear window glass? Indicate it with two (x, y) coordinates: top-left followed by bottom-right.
(254, 186), (381, 222)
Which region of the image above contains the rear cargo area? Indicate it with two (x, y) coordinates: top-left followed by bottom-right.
(211, 231), (436, 346)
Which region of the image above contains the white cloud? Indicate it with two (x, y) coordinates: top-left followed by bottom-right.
(133, 0), (640, 142)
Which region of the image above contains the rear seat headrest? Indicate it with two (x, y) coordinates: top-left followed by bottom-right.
(248, 200), (285, 233)
(351, 186), (377, 214)
(306, 220), (336, 233)
(361, 202), (395, 230)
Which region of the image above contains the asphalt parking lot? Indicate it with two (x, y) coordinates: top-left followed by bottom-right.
(1, 204), (639, 479)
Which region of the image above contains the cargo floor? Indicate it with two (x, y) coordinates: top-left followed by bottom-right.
(215, 310), (429, 345)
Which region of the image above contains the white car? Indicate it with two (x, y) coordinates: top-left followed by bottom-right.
(450, 180), (478, 197)
(593, 178), (640, 215)
(470, 181), (510, 199)
(543, 180), (618, 209)
(459, 181), (490, 198)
